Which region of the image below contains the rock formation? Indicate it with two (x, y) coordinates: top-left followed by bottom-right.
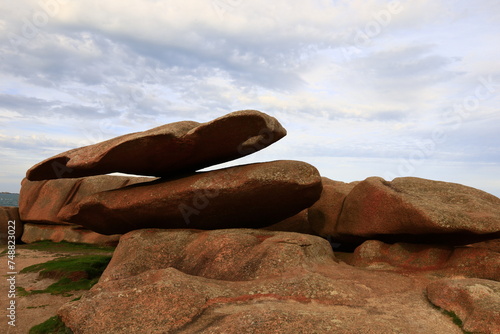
(58, 229), (468, 334)
(308, 177), (359, 239)
(339, 177), (500, 239)
(21, 223), (121, 246)
(19, 175), (156, 225)
(26, 110), (286, 181)
(0, 206), (23, 244)
(57, 160), (322, 235)
(342, 239), (500, 280)
(15, 109), (499, 332)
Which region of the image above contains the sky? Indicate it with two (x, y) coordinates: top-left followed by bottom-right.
(0, 0), (499, 197)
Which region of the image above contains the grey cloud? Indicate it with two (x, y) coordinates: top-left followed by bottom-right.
(0, 94), (119, 119)
(351, 44), (459, 84)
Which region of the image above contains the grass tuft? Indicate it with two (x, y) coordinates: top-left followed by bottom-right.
(19, 255), (112, 295)
(29, 316), (73, 334)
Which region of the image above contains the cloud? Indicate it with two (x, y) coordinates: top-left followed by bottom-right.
(0, 0), (499, 196)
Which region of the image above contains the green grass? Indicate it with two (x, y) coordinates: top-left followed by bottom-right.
(441, 310), (473, 334)
(19, 254), (112, 295)
(27, 305), (49, 309)
(21, 254), (112, 276)
(29, 316), (73, 334)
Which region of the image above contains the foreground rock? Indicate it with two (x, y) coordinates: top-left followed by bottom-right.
(19, 175), (155, 225)
(59, 229), (463, 333)
(337, 177), (500, 244)
(0, 206), (23, 244)
(343, 240), (500, 280)
(58, 161), (322, 235)
(100, 229), (337, 282)
(26, 110), (286, 181)
(21, 223), (121, 246)
(427, 278), (500, 334)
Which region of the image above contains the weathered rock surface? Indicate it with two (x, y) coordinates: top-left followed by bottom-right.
(21, 223), (121, 246)
(26, 110), (286, 181)
(19, 175), (155, 225)
(0, 206), (23, 244)
(343, 240), (500, 280)
(427, 278), (500, 334)
(337, 177), (500, 244)
(99, 229), (335, 282)
(58, 160), (322, 235)
(308, 177), (359, 240)
(58, 229), (463, 333)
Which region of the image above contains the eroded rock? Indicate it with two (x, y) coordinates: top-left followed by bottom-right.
(344, 240), (500, 280)
(58, 229), (464, 334)
(21, 223), (121, 246)
(19, 175), (155, 225)
(337, 177), (500, 244)
(26, 110), (286, 180)
(58, 160), (322, 235)
(308, 177), (359, 240)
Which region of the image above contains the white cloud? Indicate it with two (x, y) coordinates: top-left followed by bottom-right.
(0, 0), (499, 196)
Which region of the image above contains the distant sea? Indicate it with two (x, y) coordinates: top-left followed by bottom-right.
(0, 193), (19, 206)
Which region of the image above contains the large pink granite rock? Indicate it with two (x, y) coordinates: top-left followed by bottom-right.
(337, 177), (500, 244)
(21, 223), (121, 246)
(344, 240), (500, 280)
(26, 110), (286, 180)
(308, 177), (359, 240)
(58, 161), (322, 235)
(427, 278), (500, 334)
(58, 229), (464, 333)
(19, 175), (155, 225)
(0, 206), (23, 244)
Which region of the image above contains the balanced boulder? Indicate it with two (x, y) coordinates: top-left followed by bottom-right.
(19, 175), (155, 225)
(337, 177), (500, 244)
(26, 110), (286, 181)
(58, 160), (322, 235)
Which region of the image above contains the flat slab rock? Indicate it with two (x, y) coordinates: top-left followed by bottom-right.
(58, 229), (464, 334)
(26, 110), (286, 180)
(58, 160), (322, 235)
(336, 176), (500, 244)
(19, 175), (155, 225)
